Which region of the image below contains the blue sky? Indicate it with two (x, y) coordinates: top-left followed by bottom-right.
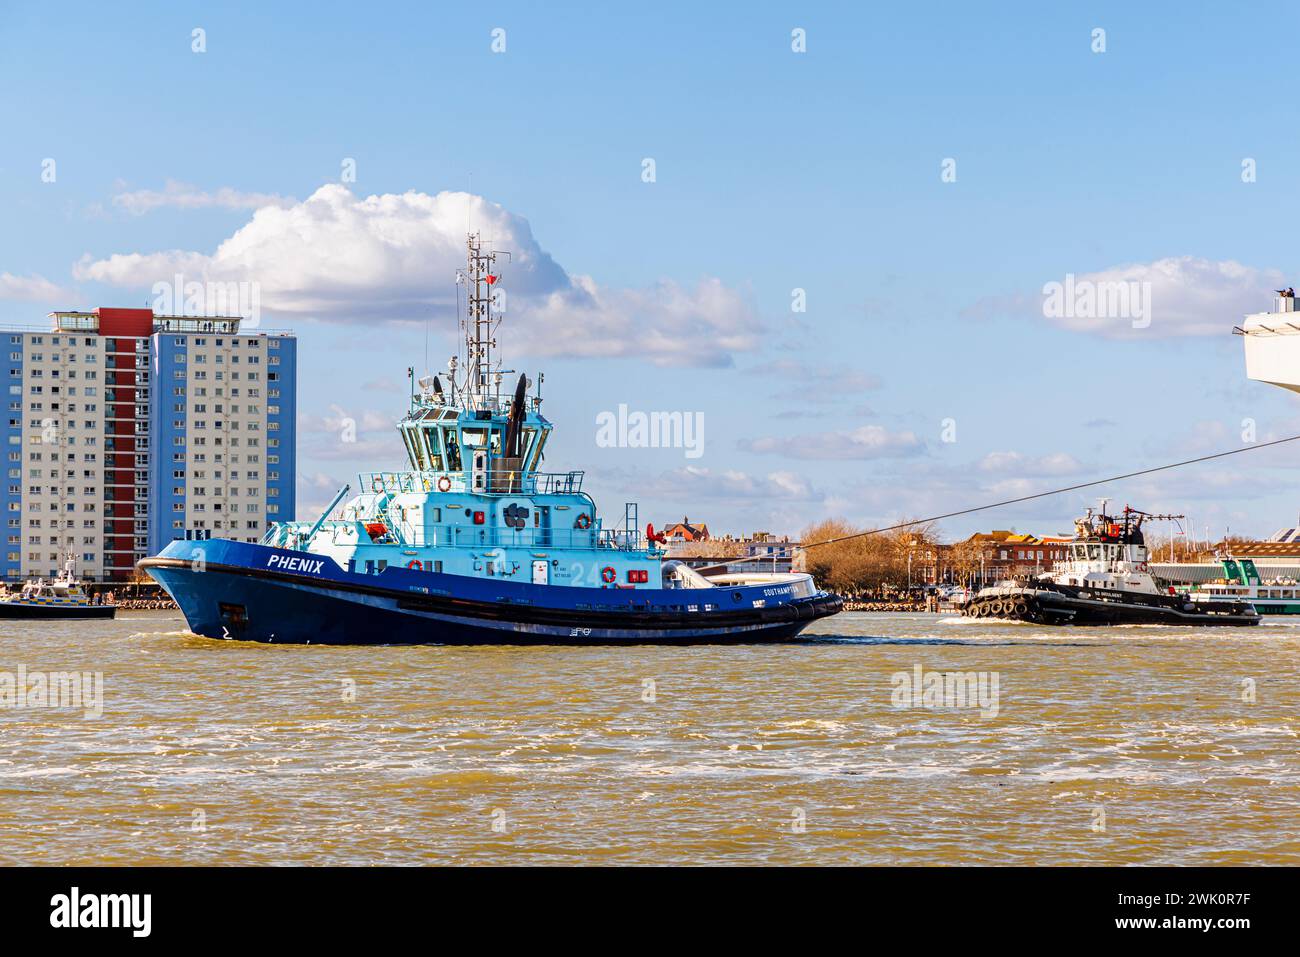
(5, 1), (1300, 542)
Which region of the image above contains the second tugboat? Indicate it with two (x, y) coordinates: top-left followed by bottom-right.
(961, 503), (1259, 626)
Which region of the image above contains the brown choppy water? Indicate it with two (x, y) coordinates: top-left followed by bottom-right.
(0, 610), (1296, 865)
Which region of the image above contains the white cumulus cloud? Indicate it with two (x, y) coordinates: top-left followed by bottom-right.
(75, 184), (761, 367)
(0, 272), (67, 302)
(968, 257), (1285, 339)
(638, 465), (822, 501)
(112, 180), (296, 215)
(740, 424), (923, 460)
(976, 450), (1086, 476)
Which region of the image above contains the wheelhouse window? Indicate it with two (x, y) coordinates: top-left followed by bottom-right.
(528, 430), (548, 470)
(443, 429), (462, 471)
(420, 425), (444, 471)
(401, 425), (426, 471)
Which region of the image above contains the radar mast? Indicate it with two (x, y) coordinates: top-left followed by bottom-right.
(455, 231), (511, 410)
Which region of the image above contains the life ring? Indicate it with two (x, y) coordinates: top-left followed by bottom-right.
(436, 475), (452, 493)
(600, 566), (616, 584)
(371, 477), (383, 493)
(575, 513), (592, 530)
(407, 559), (423, 571)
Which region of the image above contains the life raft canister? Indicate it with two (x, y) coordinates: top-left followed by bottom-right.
(436, 475), (452, 493)
(575, 513), (592, 530)
(600, 565), (616, 584)
(407, 559), (423, 571)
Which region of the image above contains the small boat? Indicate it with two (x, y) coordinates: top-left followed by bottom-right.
(961, 503), (1259, 627)
(1186, 556), (1300, 615)
(0, 556), (116, 620)
(139, 232), (842, 644)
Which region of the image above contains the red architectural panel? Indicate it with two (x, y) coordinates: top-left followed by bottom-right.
(95, 308), (154, 337)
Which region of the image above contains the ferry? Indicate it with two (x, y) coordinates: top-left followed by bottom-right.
(139, 234), (842, 644)
(0, 556), (116, 620)
(1186, 556), (1300, 615)
(961, 503), (1259, 626)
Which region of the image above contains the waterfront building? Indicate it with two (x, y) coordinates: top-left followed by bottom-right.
(742, 532), (799, 569)
(952, 530), (1071, 584)
(660, 516), (711, 543)
(0, 308), (296, 582)
(1151, 533), (1300, 584)
(659, 528), (802, 574)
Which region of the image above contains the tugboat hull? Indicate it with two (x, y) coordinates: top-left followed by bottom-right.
(139, 540), (843, 645)
(0, 603), (115, 620)
(962, 585), (1259, 627)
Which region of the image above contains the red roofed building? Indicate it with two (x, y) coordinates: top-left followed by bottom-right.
(660, 517), (710, 543)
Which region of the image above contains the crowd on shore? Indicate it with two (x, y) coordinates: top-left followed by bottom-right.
(841, 594), (952, 613)
(83, 585), (177, 610)
(109, 597), (179, 610)
(843, 599), (920, 612)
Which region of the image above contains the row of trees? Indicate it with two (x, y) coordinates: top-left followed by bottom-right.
(800, 519), (951, 597)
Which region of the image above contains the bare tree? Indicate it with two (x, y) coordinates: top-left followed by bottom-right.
(946, 536), (984, 588)
(801, 518), (946, 596)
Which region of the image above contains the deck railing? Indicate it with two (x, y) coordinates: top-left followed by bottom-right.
(262, 519), (647, 553)
(358, 469), (584, 497)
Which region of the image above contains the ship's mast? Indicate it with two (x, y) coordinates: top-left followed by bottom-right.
(1123, 505), (1185, 530)
(455, 232), (510, 409)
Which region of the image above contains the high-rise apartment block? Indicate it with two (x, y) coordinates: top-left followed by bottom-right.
(1, 308), (296, 581)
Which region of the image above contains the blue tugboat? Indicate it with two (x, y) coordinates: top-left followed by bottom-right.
(139, 234), (842, 644)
